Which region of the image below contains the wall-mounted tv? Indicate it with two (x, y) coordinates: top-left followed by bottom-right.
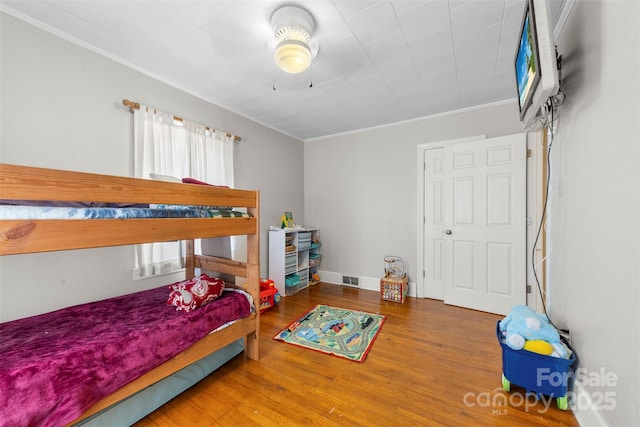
(515, 0), (559, 130)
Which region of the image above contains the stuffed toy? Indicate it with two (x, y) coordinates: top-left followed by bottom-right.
(523, 339), (554, 355)
(499, 305), (567, 357)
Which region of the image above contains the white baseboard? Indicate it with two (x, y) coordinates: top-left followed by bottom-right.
(318, 270), (342, 285)
(571, 382), (611, 427)
(318, 270), (417, 297)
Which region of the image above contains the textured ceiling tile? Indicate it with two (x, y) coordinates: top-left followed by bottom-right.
(397, 1), (451, 41)
(343, 57), (380, 84)
(345, 1), (400, 44)
(363, 30), (410, 64)
(2, 0), (568, 140)
(399, 96), (429, 115)
(456, 48), (499, 75)
(416, 52), (457, 80)
(155, 15), (210, 53)
(52, 0), (125, 33)
(351, 74), (389, 97)
(450, 0), (506, 37)
(424, 70), (459, 93)
(308, 60), (343, 85)
(453, 23), (502, 58)
(119, 2), (175, 30)
(333, 0), (380, 18)
(3, 1), (79, 30)
(503, 0), (527, 35)
(497, 29), (520, 58)
(376, 53), (416, 81)
(408, 27), (455, 63)
(390, 0), (428, 15)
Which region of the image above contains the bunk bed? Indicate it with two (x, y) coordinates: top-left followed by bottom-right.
(0, 163), (260, 426)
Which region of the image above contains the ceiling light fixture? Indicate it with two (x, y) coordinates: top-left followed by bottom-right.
(271, 6), (318, 74)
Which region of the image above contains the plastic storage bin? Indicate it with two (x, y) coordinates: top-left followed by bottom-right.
(297, 232), (311, 250)
(285, 253), (297, 275)
(285, 273), (302, 296)
(496, 321), (575, 410)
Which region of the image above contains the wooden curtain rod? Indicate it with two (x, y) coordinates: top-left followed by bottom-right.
(122, 99), (241, 142)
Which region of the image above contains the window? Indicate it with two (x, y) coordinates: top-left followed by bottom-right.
(132, 106), (235, 279)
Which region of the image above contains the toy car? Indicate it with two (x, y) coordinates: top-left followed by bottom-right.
(259, 279), (281, 313)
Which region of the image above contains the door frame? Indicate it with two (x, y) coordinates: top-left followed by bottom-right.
(527, 130), (549, 313)
(415, 135), (486, 298)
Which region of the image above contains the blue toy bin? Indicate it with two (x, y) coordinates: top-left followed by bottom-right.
(496, 321), (575, 410)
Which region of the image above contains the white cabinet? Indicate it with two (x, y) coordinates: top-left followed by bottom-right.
(269, 228), (320, 296)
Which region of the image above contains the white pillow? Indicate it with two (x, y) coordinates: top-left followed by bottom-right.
(149, 173), (182, 183)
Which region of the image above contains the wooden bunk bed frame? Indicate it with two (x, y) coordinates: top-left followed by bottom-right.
(0, 163), (260, 425)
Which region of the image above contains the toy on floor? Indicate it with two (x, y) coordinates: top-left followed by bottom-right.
(499, 305), (567, 358)
(259, 279), (281, 313)
(384, 255), (406, 278)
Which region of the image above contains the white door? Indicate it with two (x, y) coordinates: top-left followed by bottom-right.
(423, 147), (446, 300)
(424, 134), (526, 315)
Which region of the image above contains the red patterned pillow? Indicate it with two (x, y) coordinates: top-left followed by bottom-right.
(167, 274), (225, 312)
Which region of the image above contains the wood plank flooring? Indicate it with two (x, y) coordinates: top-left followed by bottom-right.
(135, 282), (578, 426)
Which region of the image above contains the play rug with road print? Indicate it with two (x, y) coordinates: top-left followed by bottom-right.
(273, 304), (385, 362)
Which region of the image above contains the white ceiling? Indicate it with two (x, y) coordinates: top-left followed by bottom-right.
(1, 0), (567, 141)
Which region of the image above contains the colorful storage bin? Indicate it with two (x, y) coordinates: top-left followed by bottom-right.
(496, 321), (575, 410)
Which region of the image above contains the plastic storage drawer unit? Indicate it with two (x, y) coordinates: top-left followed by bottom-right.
(496, 322), (575, 410)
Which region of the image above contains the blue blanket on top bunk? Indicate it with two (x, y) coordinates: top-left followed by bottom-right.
(0, 204), (250, 219)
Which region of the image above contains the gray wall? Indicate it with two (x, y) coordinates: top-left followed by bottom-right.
(550, 1), (639, 425)
(0, 12), (303, 321)
(304, 102), (523, 287)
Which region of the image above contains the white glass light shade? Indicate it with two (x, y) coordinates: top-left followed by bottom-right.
(274, 39), (312, 74)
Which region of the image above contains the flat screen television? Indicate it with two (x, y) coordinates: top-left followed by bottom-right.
(515, 0), (559, 130)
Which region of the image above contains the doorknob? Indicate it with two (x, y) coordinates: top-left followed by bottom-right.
(444, 229), (453, 235)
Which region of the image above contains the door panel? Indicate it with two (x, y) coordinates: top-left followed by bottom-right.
(452, 240), (474, 289)
(423, 148), (446, 299)
(443, 133), (526, 315)
(453, 177), (475, 224)
(487, 242), (512, 295)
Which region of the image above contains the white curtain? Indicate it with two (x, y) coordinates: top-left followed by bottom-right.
(133, 106), (235, 279)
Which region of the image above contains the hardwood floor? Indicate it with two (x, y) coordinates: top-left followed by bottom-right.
(136, 283), (579, 426)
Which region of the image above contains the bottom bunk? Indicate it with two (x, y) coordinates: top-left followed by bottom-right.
(0, 279), (255, 427)
(76, 338), (244, 426)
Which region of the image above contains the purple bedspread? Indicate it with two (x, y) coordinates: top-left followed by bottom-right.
(0, 286), (250, 427)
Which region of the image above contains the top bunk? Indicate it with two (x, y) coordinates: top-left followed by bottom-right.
(0, 163), (259, 255)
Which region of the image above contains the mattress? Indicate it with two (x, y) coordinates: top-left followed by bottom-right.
(76, 339), (245, 427)
(0, 204), (250, 219)
(0, 285), (251, 427)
